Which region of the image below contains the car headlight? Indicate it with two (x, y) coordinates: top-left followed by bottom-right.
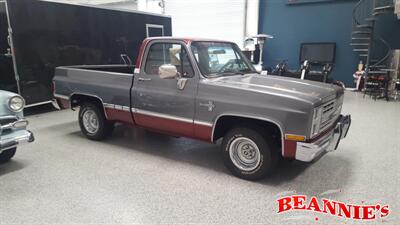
(311, 107), (322, 136)
(8, 95), (25, 112)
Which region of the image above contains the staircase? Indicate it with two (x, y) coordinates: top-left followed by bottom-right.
(351, 0), (395, 90)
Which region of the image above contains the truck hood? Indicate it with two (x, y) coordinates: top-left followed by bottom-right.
(202, 74), (342, 104)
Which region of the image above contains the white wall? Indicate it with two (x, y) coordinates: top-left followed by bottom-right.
(46, 0), (135, 4)
(164, 0), (246, 47)
(44, 0), (260, 48)
(245, 0), (259, 38)
(45, 0), (139, 10)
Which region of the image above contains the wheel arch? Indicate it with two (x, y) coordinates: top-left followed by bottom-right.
(70, 93), (109, 119)
(212, 114), (284, 153)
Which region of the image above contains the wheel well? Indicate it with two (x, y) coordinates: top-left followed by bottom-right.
(213, 116), (282, 148)
(70, 94), (104, 110)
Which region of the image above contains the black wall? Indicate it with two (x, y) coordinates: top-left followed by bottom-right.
(6, 0), (172, 104)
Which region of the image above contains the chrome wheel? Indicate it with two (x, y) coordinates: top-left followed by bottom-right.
(229, 137), (261, 171)
(82, 109), (99, 134)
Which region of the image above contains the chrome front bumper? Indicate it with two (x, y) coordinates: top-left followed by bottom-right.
(0, 118), (35, 153)
(295, 115), (351, 162)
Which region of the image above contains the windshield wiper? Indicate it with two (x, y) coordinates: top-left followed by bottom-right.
(209, 71), (245, 77)
(239, 69), (255, 73)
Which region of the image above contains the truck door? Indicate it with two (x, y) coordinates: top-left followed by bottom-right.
(132, 40), (197, 138)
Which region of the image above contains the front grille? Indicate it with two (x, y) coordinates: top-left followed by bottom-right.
(319, 96), (342, 132)
(0, 117), (18, 135)
(0, 118), (17, 126)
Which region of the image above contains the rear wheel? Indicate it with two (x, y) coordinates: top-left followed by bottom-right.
(0, 148), (17, 163)
(79, 103), (114, 140)
(222, 127), (278, 180)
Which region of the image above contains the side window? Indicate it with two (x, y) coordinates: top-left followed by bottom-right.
(144, 43), (194, 78)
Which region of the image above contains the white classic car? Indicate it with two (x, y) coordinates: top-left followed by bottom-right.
(0, 90), (34, 162)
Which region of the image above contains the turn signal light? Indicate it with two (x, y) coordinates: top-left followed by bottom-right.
(285, 134), (306, 142)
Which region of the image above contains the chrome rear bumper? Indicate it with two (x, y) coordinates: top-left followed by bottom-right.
(295, 115), (351, 162)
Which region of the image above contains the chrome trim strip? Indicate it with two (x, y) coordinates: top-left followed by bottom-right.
(211, 113), (285, 153)
(53, 94), (70, 100)
(103, 104), (131, 112)
(103, 103), (114, 109)
(134, 108), (193, 124)
(25, 100), (53, 108)
(114, 105), (123, 110)
(0, 119), (28, 130)
(122, 106), (130, 112)
(194, 120), (213, 127)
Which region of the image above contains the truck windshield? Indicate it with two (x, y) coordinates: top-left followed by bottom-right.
(190, 41), (256, 77)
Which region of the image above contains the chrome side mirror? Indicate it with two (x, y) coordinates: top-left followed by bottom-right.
(158, 64), (188, 90)
(159, 64), (178, 79)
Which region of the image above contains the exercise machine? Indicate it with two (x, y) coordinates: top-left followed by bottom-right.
(271, 42), (337, 83)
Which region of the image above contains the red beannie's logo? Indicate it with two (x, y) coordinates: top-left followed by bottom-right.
(277, 195), (390, 221)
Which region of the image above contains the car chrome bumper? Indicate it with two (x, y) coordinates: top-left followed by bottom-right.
(295, 115), (351, 162)
(0, 118), (35, 153)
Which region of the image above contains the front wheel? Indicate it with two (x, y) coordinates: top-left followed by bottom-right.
(0, 148), (17, 163)
(222, 127), (278, 180)
(79, 103), (114, 141)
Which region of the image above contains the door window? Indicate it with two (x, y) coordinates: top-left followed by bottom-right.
(144, 43), (194, 78)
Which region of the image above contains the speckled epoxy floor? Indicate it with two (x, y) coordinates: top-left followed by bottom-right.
(0, 92), (399, 224)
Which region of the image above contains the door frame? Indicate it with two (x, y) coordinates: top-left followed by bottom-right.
(3, 0), (21, 94)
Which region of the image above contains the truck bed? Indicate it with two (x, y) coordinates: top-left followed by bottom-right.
(53, 64), (134, 110)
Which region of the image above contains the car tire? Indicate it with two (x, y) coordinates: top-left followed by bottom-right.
(0, 147), (17, 163)
(79, 102), (114, 141)
(222, 127), (278, 180)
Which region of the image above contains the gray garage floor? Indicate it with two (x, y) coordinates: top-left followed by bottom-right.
(0, 92), (399, 225)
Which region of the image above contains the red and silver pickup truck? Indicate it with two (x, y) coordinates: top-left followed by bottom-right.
(53, 37), (351, 180)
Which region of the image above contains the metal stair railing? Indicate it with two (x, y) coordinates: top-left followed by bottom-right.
(371, 37), (391, 67)
(353, 0), (373, 26)
(352, 0), (395, 94)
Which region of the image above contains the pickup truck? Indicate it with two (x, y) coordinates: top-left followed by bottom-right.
(53, 37), (351, 180)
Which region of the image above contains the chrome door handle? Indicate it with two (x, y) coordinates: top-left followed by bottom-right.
(138, 77), (152, 81)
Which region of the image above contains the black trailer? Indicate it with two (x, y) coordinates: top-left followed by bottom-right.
(0, 0), (171, 106)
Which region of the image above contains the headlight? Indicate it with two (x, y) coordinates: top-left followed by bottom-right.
(8, 95), (25, 112)
(311, 107), (322, 136)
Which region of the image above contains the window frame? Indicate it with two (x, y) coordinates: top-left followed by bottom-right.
(190, 41), (256, 77)
(142, 40), (196, 78)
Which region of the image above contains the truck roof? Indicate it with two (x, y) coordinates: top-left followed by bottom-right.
(144, 37), (235, 44)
